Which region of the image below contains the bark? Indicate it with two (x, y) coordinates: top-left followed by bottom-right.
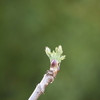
(28, 67), (58, 100)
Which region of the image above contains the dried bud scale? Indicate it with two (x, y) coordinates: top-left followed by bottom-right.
(51, 60), (58, 67)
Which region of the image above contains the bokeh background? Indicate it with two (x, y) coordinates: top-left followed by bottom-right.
(0, 0), (100, 100)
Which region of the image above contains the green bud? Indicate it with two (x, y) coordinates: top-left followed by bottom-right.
(45, 45), (66, 63)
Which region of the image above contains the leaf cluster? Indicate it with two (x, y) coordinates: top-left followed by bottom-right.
(45, 45), (66, 63)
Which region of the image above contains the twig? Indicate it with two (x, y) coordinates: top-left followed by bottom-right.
(28, 45), (66, 100)
(28, 67), (57, 100)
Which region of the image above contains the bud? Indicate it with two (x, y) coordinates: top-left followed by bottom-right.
(45, 45), (66, 63)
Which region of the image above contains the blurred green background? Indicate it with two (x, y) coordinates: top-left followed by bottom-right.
(0, 0), (100, 100)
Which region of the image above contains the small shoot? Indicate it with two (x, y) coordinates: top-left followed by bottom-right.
(45, 45), (66, 64)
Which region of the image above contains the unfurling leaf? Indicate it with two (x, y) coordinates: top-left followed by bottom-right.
(45, 45), (66, 63)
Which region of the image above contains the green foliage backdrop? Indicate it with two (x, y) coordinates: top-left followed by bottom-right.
(0, 0), (100, 100)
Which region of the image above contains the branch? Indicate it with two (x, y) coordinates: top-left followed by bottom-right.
(28, 45), (66, 100)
